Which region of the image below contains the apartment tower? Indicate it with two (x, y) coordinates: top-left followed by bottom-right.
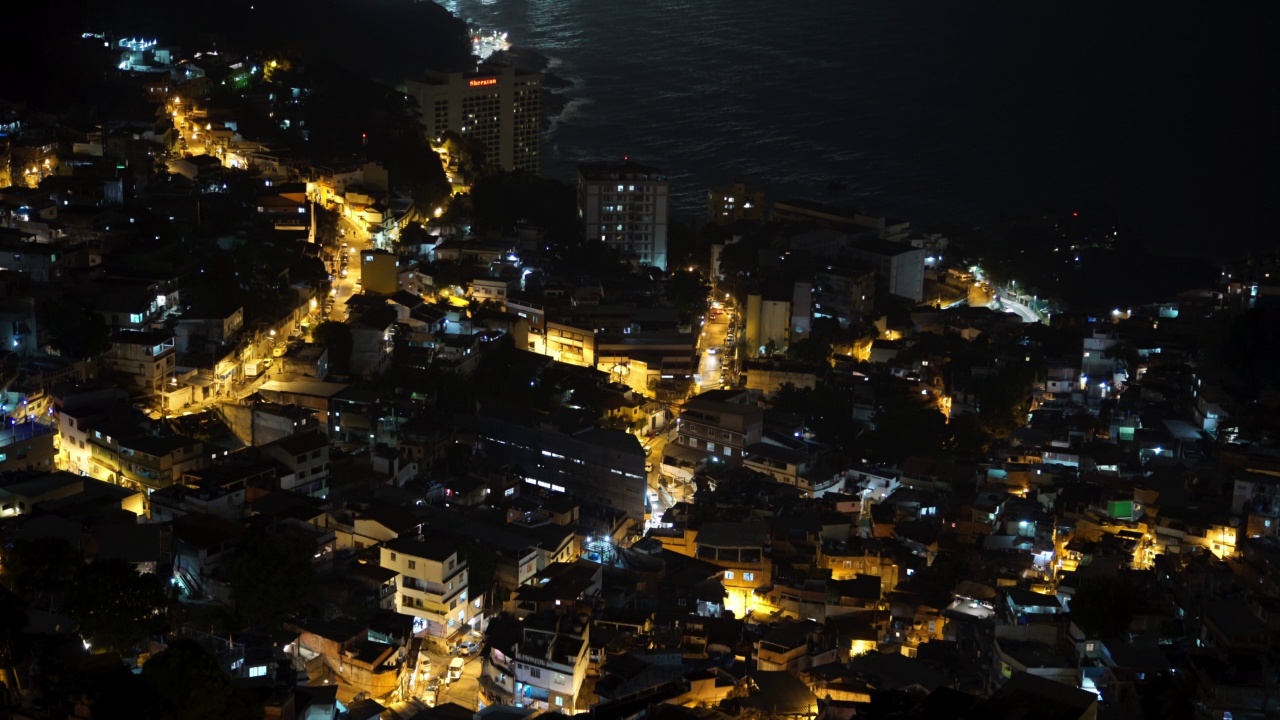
(577, 161), (669, 270)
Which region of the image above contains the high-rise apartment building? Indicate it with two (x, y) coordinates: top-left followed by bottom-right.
(577, 162), (669, 270)
(404, 63), (542, 174)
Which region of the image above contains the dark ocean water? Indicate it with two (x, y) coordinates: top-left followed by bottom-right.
(436, 0), (1278, 257)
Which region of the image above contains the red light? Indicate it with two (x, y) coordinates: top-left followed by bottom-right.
(361, 133), (367, 139)
(1072, 212), (1078, 217)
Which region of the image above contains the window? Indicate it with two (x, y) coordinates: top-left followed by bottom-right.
(743, 573), (754, 581)
(724, 571), (734, 580)
(529, 668), (542, 679)
(248, 665), (267, 678)
(390, 552), (397, 561)
(1085, 642), (1096, 652)
(706, 442), (716, 452)
(555, 673), (567, 685)
(723, 446), (732, 456)
(408, 560), (416, 570)
(555, 697), (564, 707)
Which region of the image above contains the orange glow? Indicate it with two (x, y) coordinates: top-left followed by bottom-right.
(468, 77), (498, 87)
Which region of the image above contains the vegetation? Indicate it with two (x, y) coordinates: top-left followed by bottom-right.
(1069, 575), (1140, 637)
(39, 292), (111, 359)
(63, 559), (168, 654)
(470, 171), (580, 237)
(227, 530), (316, 630)
(0, 537), (81, 595)
(141, 640), (264, 720)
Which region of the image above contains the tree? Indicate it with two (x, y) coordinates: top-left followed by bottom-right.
(39, 296), (110, 359)
(227, 530), (316, 629)
(666, 270), (708, 317)
(1069, 576), (1139, 637)
(141, 640), (263, 720)
(470, 171), (578, 235)
(787, 337), (831, 366)
(63, 559), (168, 654)
(312, 321), (353, 376)
(0, 537), (80, 595)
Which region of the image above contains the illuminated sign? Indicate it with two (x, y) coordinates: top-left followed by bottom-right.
(468, 77), (498, 87)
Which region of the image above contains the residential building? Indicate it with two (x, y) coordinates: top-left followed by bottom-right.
(675, 390), (764, 467)
(474, 405), (647, 520)
(101, 330), (176, 393)
(381, 536), (473, 639)
(707, 183), (764, 226)
(359, 249), (400, 296)
(814, 265), (876, 327)
(743, 283), (810, 357)
(0, 229), (86, 282)
(578, 162), (669, 270)
(695, 521), (771, 617)
(844, 239), (926, 303)
(259, 430), (330, 497)
(404, 63), (543, 174)
(481, 612), (591, 712)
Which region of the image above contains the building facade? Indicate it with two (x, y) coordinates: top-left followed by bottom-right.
(708, 183), (764, 226)
(474, 408), (647, 520)
(381, 536), (473, 639)
(577, 162), (669, 270)
(675, 391), (764, 468)
(404, 64), (542, 174)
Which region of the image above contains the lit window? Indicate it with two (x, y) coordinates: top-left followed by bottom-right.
(744, 573), (754, 581)
(724, 571), (734, 580)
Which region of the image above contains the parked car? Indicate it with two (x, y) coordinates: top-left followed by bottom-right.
(457, 641), (480, 657)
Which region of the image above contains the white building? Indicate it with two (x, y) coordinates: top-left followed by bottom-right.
(480, 614), (591, 713)
(381, 536), (476, 640)
(844, 239), (926, 303)
(577, 162), (669, 270)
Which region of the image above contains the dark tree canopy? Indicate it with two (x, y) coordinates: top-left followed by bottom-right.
(470, 171), (580, 237)
(141, 639), (264, 720)
(0, 537), (80, 595)
(39, 297), (111, 359)
(63, 559), (168, 654)
(1069, 575), (1139, 637)
(227, 530), (316, 629)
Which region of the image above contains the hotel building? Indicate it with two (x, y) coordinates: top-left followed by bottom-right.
(404, 63), (542, 174)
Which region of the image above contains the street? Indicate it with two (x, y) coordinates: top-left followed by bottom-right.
(425, 647), (481, 710)
(694, 308), (731, 390)
(323, 223), (366, 324)
(992, 293), (1043, 324)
